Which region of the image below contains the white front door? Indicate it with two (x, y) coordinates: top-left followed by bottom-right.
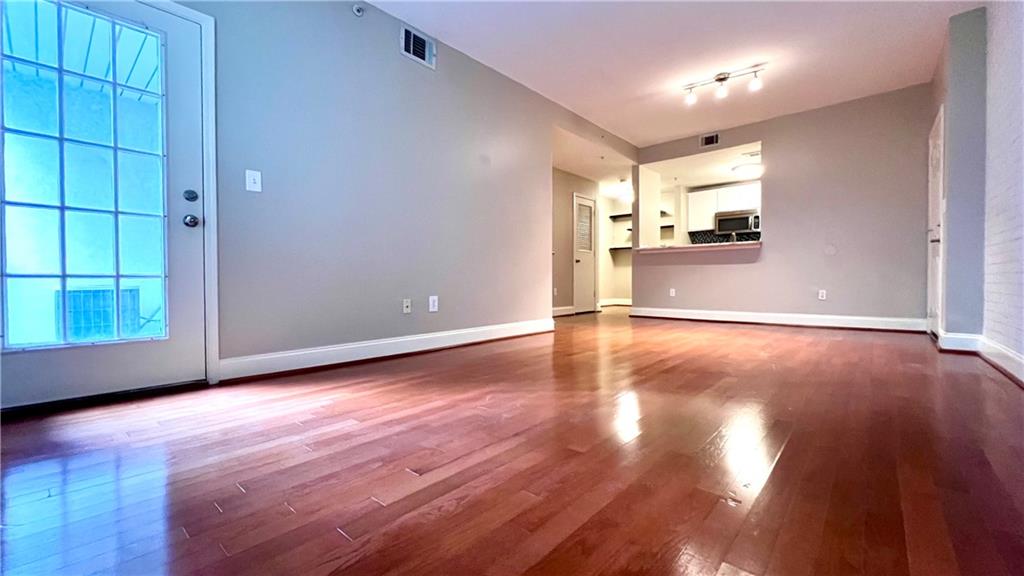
(926, 107), (944, 336)
(573, 195), (596, 313)
(1, 0), (207, 406)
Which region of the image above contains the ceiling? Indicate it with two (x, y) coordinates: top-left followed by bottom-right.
(645, 141), (762, 190)
(373, 1), (979, 148)
(552, 127), (633, 185)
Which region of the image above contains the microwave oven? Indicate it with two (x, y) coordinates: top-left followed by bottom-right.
(714, 210), (760, 235)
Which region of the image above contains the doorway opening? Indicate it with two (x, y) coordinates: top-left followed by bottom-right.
(551, 127), (634, 316)
(638, 141), (763, 249)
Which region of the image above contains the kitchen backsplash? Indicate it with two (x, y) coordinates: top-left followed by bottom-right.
(689, 230), (762, 244)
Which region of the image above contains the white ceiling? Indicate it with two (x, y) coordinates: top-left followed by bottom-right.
(374, 1), (979, 148)
(645, 141), (762, 189)
(552, 127), (633, 185)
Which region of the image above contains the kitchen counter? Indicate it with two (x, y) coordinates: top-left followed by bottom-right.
(633, 241), (762, 254)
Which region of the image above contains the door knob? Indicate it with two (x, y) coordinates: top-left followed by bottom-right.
(183, 214), (201, 228)
(575, 259), (581, 263)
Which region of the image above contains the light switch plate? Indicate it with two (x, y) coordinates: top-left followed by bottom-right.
(402, 298), (412, 314)
(245, 169), (262, 192)
(669, 288), (676, 297)
(818, 289), (827, 301)
(428, 295), (439, 313)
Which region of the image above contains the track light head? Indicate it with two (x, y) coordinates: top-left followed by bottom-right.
(748, 72), (763, 92)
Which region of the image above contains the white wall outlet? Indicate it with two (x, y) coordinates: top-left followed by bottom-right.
(818, 289), (827, 301)
(669, 288), (676, 297)
(402, 298), (412, 314)
(428, 295), (439, 312)
(553, 287), (558, 296)
(245, 169), (263, 192)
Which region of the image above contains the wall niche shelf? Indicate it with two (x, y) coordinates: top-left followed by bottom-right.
(609, 211), (670, 222)
(627, 225), (674, 232)
(609, 246), (633, 252)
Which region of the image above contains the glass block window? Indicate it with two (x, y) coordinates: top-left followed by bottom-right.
(2, 1), (167, 348)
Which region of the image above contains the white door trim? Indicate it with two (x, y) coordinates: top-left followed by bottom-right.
(144, 1), (220, 383)
(926, 106), (944, 336)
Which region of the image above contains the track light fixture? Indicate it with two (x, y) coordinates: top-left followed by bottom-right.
(748, 71), (763, 92)
(681, 64), (766, 106)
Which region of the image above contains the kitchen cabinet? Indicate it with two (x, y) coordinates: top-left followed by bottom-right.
(687, 182), (761, 231)
(717, 182), (761, 213)
(687, 189), (717, 231)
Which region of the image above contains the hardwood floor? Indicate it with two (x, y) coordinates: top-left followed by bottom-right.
(2, 308), (1023, 575)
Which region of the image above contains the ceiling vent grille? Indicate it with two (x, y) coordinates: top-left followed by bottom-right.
(401, 26), (436, 69)
(699, 133), (720, 148)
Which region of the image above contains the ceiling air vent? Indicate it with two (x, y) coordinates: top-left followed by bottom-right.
(401, 26), (436, 69)
(699, 133), (720, 148)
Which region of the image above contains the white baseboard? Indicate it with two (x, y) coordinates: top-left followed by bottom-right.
(936, 329), (982, 351)
(599, 298), (632, 307)
(980, 336), (1024, 383)
(629, 307), (927, 332)
(552, 306), (575, 317)
(220, 318), (555, 381)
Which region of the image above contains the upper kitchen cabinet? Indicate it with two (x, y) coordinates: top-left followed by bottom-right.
(687, 188), (718, 231)
(687, 182), (761, 231)
(716, 182), (761, 213)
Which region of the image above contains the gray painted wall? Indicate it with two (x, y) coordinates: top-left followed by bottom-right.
(552, 168), (597, 309)
(941, 8), (987, 335)
(634, 85), (932, 318)
(984, 1), (1024, 355)
(187, 2), (635, 358)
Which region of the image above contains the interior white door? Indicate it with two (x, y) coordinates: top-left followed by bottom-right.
(926, 108), (944, 336)
(573, 195), (596, 313)
(1, 0), (206, 406)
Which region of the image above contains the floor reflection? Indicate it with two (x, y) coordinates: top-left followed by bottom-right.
(613, 390), (642, 444)
(2, 449), (169, 575)
(722, 408), (772, 491)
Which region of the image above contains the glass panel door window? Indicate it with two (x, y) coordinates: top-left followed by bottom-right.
(576, 203), (593, 252)
(2, 0), (167, 348)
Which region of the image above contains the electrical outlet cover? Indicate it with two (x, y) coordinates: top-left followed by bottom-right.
(245, 169), (262, 192)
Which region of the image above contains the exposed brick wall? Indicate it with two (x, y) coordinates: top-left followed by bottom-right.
(984, 2), (1024, 355)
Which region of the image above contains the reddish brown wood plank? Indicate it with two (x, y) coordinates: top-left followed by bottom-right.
(2, 309), (1022, 576)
